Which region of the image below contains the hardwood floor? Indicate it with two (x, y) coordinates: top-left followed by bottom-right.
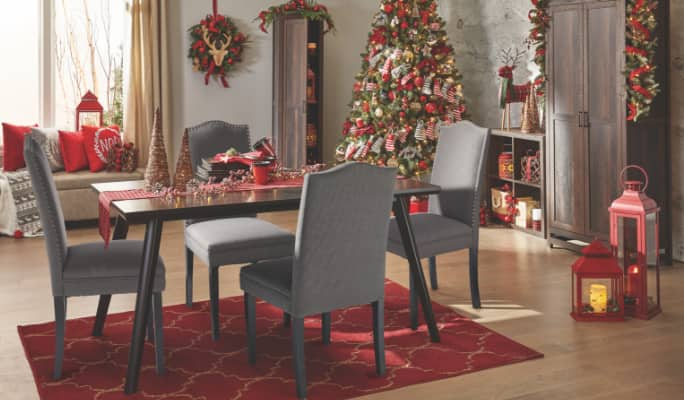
(1, 212), (682, 399)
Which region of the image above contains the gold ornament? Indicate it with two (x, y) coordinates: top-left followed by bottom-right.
(403, 50), (415, 63)
(388, 156), (399, 168)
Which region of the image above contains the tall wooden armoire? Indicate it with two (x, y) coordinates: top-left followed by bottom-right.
(272, 16), (324, 169)
(546, 0), (671, 262)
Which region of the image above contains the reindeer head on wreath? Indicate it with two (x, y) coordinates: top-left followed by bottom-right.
(202, 25), (232, 67)
(497, 48), (531, 130)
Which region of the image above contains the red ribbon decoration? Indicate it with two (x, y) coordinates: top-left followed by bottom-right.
(213, 0), (218, 17)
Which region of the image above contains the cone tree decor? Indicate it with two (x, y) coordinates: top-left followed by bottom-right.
(336, 0), (467, 178)
(144, 108), (171, 191)
(520, 88), (540, 134)
(173, 129), (194, 191)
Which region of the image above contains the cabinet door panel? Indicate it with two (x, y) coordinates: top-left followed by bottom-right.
(548, 4), (586, 234)
(586, 2), (620, 238)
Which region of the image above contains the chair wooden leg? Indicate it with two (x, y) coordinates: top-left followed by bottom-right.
(152, 293), (165, 375)
(53, 296), (66, 380)
(245, 293), (256, 365)
(185, 247), (194, 308)
(92, 294), (111, 337)
(469, 247), (482, 309)
(292, 317), (307, 399)
(372, 300), (386, 376)
(428, 256), (438, 290)
(209, 267), (220, 340)
(283, 312), (291, 328)
(408, 267), (418, 330)
(321, 312), (331, 345)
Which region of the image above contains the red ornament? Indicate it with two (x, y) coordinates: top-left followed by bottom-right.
(356, 118), (365, 128)
(414, 76), (424, 89)
(425, 102), (437, 114)
(13, 230), (24, 239)
(609, 165), (661, 319)
(384, 4), (394, 13)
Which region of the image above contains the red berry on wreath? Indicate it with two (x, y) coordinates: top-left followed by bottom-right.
(384, 4), (394, 13)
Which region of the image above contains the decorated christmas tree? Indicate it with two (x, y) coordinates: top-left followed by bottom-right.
(336, 0), (466, 177)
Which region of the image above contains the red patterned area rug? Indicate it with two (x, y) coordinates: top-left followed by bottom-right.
(18, 281), (542, 399)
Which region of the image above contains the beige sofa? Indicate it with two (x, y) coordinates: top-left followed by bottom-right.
(55, 168), (145, 221)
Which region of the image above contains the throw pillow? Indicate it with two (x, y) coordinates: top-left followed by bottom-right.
(2, 123), (36, 171)
(59, 130), (89, 173)
(81, 125), (122, 172)
(30, 128), (64, 172)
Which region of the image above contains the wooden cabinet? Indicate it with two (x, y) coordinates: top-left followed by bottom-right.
(272, 16), (324, 169)
(546, 0), (671, 262)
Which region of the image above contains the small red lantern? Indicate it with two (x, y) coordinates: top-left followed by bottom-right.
(75, 90), (103, 131)
(571, 240), (625, 322)
(609, 166), (661, 319)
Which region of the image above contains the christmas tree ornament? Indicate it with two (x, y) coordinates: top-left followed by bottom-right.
(173, 129), (194, 191)
(375, 107), (384, 118)
(385, 132), (396, 152)
(335, 144), (346, 162)
(371, 136), (385, 153)
(422, 75), (434, 95)
(345, 142), (358, 160)
(388, 155), (399, 168)
(425, 119), (436, 140)
(414, 120), (426, 141)
(144, 108), (171, 191)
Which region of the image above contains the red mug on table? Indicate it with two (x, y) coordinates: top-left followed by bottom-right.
(252, 161), (272, 185)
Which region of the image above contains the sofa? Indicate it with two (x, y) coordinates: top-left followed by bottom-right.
(55, 168), (145, 221)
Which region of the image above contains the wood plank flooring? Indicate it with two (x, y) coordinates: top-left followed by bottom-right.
(1, 212), (682, 399)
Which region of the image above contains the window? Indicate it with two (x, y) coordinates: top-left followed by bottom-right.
(0, 0), (128, 142)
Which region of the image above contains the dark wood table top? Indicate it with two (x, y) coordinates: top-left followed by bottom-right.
(92, 179), (440, 224)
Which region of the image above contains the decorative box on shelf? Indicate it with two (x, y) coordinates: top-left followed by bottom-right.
(485, 129), (546, 238)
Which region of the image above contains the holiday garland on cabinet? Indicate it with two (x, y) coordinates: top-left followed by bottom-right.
(527, 0), (549, 99)
(336, 0), (466, 178)
(256, 0), (335, 34)
(188, 1), (247, 88)
(625, 0), (660, 122)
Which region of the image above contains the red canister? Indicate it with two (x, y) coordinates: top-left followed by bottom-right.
(498, 152), (514, 179)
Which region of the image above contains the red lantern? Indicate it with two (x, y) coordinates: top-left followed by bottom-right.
(609, 165), (661, 319)
(571, 240), (625, 322)
(75, 90), (103, 131)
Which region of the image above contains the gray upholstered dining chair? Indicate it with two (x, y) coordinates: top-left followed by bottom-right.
(24, 134), (166, 380)
(387, 121), (490, 314)
(183, 121), (295, 340)
(240, 163), (397, 399)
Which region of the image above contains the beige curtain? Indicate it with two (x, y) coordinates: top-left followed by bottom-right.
(124, 0), (172, 167)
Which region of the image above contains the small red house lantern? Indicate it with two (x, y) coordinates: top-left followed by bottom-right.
(75, 91), (103, 131)
(609, 165), (661, 319)
(571, 240), (625, 322)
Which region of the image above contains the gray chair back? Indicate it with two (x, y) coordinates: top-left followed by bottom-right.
(24, 134), (68, 296)
(291, 163), (397, 317)
(187, 121), (251, 174)
(429, 121), (490, 228)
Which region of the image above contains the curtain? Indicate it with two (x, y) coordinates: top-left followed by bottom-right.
(124, 0), (172, 167)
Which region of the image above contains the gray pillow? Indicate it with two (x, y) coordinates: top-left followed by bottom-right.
(30, 128), (64, 172)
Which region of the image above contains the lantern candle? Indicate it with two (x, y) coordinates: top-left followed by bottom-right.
(626, 265), (640, 299)
(589, 284), (608, 313)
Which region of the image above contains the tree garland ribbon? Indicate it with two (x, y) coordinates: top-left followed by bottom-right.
(625, 0), (660, 122)
(256, 0), (335, 34)
(188, 0), (247, 88)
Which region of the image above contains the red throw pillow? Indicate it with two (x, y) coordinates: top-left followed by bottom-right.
(58, 130), (89, 173)
(81, 125), (122, 172)
(2, 122), (37, 171)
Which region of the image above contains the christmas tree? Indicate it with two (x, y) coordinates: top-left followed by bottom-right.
(336, 0), (466, 177)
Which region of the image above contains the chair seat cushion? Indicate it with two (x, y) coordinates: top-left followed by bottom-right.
(387, 213), (473, 258)
(63, 240), (165, 296)
(240, 257), (293, 312)
(185, 218), (295, 267)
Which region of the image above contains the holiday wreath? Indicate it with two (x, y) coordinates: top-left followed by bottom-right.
(625, 0), (660, 122)
(256, 0), (335, 34)
(188, 11), (247, 88)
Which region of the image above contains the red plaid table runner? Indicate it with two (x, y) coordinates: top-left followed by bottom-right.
(98, 190), (161, 247)
(97, 178), (305, 246)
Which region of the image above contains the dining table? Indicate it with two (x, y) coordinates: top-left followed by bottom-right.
(91, 177), (442, 394)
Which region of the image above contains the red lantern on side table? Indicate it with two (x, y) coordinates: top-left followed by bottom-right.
(609, 165), (661, 319)
(75, 90), (103, 131)
(571, 240), (625, 322)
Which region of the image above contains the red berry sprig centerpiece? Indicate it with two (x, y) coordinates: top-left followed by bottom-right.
(256, 0), (335, 34)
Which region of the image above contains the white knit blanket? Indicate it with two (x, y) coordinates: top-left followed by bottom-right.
(0, 170), (42, 237)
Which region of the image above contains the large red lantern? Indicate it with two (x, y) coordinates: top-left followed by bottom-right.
(75, 90), (103, 131)
(609, 166), (661, 319)
(571, 240), (625, 322)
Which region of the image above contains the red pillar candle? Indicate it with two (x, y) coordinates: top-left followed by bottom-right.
(626, 265), (640, 298)
(252, 161), (271, 185)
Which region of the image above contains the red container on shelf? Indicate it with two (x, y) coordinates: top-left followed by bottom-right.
(498, 152), (514, 179)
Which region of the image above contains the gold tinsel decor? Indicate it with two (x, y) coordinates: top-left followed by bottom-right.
(521, 85), (540, 134)
(173, 129), (194, 191)
(144, 108), (171, 191)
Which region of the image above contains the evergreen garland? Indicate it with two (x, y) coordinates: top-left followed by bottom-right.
(625, 0), (660, 122)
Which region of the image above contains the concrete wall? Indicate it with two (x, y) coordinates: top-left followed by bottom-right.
(167, 0), (684, 259)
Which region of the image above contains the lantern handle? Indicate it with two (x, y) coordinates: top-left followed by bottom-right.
(619, 165), (649, 193)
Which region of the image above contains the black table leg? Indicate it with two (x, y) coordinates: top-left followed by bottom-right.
(112, 215), (130, 240)
(125, 218), (163, 394)
(392, 197), (441, 343)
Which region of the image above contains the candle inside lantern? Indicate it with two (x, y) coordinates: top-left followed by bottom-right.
(589, 284), (608, 313)
(626, 265), (640, 299)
